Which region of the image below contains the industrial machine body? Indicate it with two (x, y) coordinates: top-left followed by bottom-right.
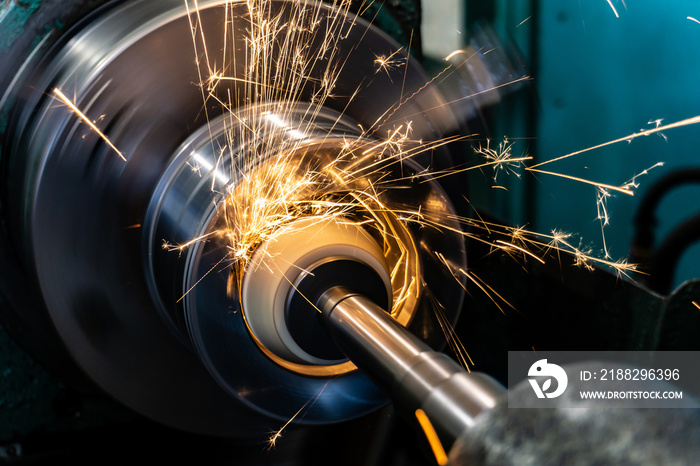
(2, 1), (700, 465)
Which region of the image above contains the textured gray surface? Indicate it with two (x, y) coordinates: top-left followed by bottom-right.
(449, 362), (700, 465)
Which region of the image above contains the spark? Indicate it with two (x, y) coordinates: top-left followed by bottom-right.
(473, 138), (529, 182)
(426, 152), (532, 183)
(461, 269), (516, 315)
(525, 168), (634, 196)
(495, 240), (546, 264)
(528, 115), (700, 171)
(517, 16), (532, 28)
(593, 161), (665, 258)
(622, 162), (665, 191)
(596, 187), (613, 259)
(209, 73), (288, 91)
(646, 118), (668, 141)
(527, 116), (685, 198)
(432, 253), (473, 370)
(694, 301), (700, 310)
(373, 48), (405, 81)
(52, 88), (126, 161)
(415, 409), (448, 466)
(606, 0), (620, 18)
(527, 114), (673, 259)
(450, 214), (640, 279)
(266, 381), (329, 450)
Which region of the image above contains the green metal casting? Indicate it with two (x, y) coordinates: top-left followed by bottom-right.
(0, 0), (46, 53)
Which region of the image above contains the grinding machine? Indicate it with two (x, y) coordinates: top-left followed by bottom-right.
(1, 1), (700, 465)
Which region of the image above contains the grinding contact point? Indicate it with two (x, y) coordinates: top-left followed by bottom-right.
(241, 216), (392, 367)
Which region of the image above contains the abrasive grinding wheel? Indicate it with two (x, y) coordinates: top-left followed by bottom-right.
(1, 0), (467, 438)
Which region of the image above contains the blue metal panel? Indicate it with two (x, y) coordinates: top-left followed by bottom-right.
(534, 0), (700, 290)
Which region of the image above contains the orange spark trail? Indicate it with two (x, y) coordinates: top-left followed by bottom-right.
(517, 16), (532, 28)
(267, 381), (330, 450)
(528, 115), (700, 170)
(52, 88), (126, 161)
(525, 168), (635, 196)
(415, 409), (448, 466)
(495, 240), (546, 264)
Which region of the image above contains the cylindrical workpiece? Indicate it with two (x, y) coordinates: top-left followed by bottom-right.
(319, 287), (505, 447)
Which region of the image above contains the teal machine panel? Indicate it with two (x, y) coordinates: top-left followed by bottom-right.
(468, 0), (700, 292)
(536, 0), (700, 292)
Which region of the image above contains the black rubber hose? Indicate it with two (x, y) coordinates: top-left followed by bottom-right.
(647, 213), (700, 295)
(630, 168), (700, 267)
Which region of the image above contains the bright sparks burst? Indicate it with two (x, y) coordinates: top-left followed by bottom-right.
(51, 0), (700, 444)
(51, 1), (700, 308)
(474, 137), (528, 182)
(52, 0), (697, 358)
(373, 48), (406, 81)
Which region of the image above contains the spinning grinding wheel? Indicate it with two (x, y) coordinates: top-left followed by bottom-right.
(1, 0), (471, 439)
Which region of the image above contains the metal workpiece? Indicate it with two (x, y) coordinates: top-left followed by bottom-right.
(398, 354), (505, 442)
(319, 288), (505, 447)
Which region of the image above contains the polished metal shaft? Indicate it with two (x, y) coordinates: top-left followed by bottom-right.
(319, 287), (505, 447)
